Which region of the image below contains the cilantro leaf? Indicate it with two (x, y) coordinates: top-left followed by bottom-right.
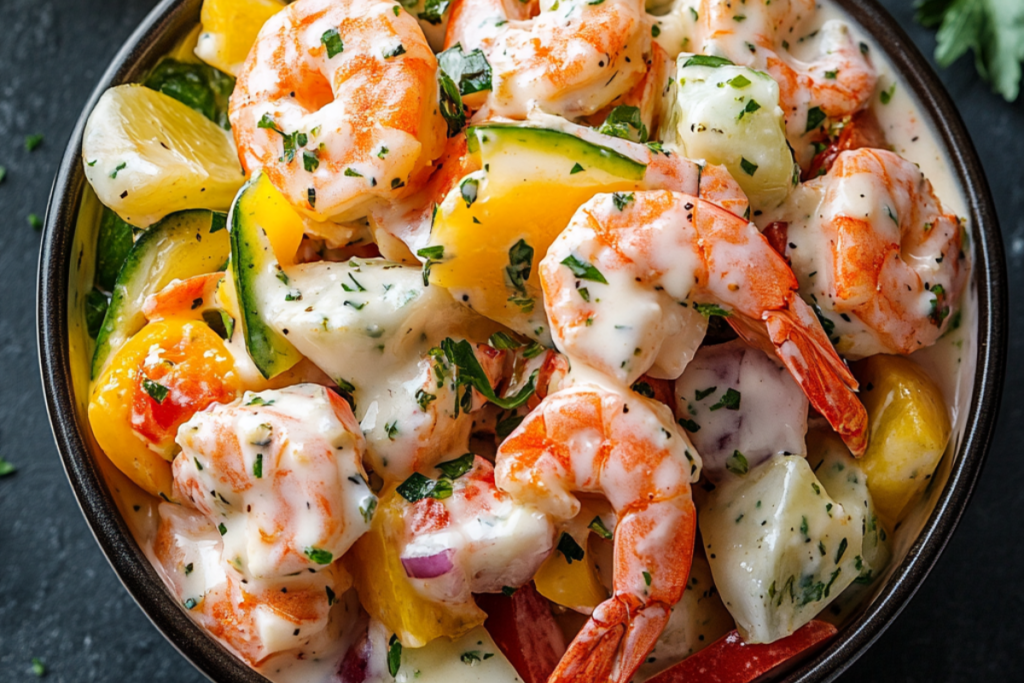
(916, 0), (1024, 102)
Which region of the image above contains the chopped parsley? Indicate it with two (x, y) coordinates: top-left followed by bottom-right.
(612, 192), (635, 211)
(598, 105), (648, 143)
(141, 377), (170, 403)
(805, 106), (827, 133)
(25, 134), (43, 151)
(589, 516), (613, 540)
(418, 0), (451, 25)
(388, 635), (403, 676)
(677, 417), (700, 432)
(438, 337), (538, 412)
(561, 254), (608, 284)
(305, 547), (334, 565)
(460, 177), (479, 207)
(436, 452), (475, 480)
(320, 28), (344, 58)
(383, 43), (406, 59)
(695, 386), (717, 401)
(396, 472), (453, 502)
(709, 388), (741, 411)
(416, 244), (445, 286)
(0, 456), (16, 477)
(683, 55), (735, 68)
(556, 532), (585, 564)
(740, 157), (759, 176)
(693, 302), (731, 317)
(253, 453), (263, 479)
(438, 44), (492, 95)
(738, 98), (762, 120)
(725, 450), (749, 475)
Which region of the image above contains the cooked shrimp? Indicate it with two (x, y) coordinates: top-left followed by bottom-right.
(762, 147), (967, 358)
(229, 0), (446, 221)
(693, 0), (877, 163)
(153, 502), (349, 666)
(394, 456), (554, 605)
(369, 132), (479, 260)
(173, 384), (375, 579)
(495, 382), (699, 683)
(540, 190), (868, 454)
(445, 0), (650, 119)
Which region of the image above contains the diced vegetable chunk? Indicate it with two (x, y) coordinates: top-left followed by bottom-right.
(92, 209), (230, 379)
(347, 487), (487, 648)
(659, 56), (795, 212)
(89, 318), (242, 498)
(645, 620), (838, 683)
(82, 84), (245, 227)
(533, 500), (610, 613)
(700, 456), (862, 643)
(636, 555), (735, 680)
(195, 0), (287, 76)
(853, 354), (951, 525)
(427, 125), (648, 339)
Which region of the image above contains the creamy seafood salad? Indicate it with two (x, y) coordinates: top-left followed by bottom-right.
(77, 0), (972, 681)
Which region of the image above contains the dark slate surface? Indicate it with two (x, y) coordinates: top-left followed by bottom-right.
(0, 0), (1020, 681)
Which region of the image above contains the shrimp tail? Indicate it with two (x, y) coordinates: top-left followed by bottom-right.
(737, 294), (868, 456)
(548, 598), (671, 683)
(548, 501), (695, 683)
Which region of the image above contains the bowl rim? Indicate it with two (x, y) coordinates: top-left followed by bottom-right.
(36, 0), (1007, 682)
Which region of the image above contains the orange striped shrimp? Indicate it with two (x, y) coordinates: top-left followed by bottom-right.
(693, 0), (877, 162)
(153, 502), (348, 666)
(495, 382), (699, 683)
(229, 0), (446, 221)
(540, 190), (868, 454)
(765, 147), (967, 358)
(444, 0), (650, 119)
(173, 384), (375, 579)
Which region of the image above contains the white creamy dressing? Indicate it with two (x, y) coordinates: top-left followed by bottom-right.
(125, 0), (977, 679)
(398, 458), (555, 605)
(675, 339), (809, 481)
(543, 191), (710, 385)
(174, 384), (373, 579)
(256, 258), (487, 480)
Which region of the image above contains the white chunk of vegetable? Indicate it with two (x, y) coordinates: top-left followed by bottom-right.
(635, 555), (734, 681)
(659, 56), (796, 212)
(809, 430), (890, 583)
(675, 340), (808, 482)
(362, 620), (522, 683)
(700, 456), (863, 643)
(256, 258), (487, 479)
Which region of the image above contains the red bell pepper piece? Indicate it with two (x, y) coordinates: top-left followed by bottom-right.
(476, 583), (566, 683)
(646, 620), (838, 683)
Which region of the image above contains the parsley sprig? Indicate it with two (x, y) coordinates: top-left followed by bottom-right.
(916, 0), (1024, 102)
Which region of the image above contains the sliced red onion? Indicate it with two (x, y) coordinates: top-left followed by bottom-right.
(401, 549), (455, 579)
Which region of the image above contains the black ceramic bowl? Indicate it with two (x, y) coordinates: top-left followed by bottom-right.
(37, 1), (1007, 681)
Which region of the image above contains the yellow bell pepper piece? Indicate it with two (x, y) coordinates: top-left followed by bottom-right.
(196, 0), (286, 76)
(88, 318), (242, 499)
(534, 500), (611, 613)
(234, 172), (305, 267)
(853, 354), (952, 526)
(346, 488), (486, 648)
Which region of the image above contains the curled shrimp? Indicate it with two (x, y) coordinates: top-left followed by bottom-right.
(394, 456), (554, 605)
(445, 0), (651, 119)
(693, 0), (877, 162)
(495, 382), (699, 683)
(153, 502), (348, 666)
(764, 147), (967, 358)
(229, 0), (446, 221)
(540, 189), (868, 454)
(173, 384), (376, 579)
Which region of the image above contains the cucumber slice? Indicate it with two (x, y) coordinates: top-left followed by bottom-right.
(91, 210), (229, 379)
(466, 124), (647, 181)
(229, 175), (303, 379)
(95, 207), (135, 292)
